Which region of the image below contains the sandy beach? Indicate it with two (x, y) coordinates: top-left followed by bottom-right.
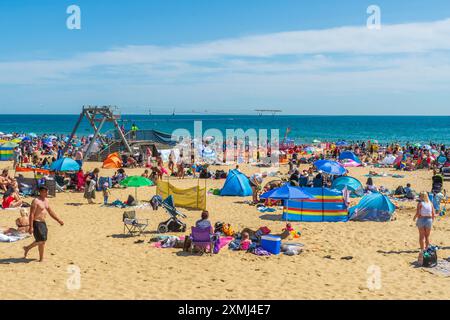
(0, 161), (449, 300)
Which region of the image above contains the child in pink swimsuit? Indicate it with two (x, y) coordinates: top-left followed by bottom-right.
(240, 232), (252, 251)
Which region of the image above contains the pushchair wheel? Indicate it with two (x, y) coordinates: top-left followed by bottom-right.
(158, 224), (168, 233)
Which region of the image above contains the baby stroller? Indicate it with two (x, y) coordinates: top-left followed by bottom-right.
(157, 195), (187, 233)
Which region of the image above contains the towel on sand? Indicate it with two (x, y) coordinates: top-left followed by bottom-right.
(0, 232), (30, 243)
(423, 259), (450, 277)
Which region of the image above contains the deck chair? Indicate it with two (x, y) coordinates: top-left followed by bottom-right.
(190, 226), (214, 254)
(123, 211), (149, 236)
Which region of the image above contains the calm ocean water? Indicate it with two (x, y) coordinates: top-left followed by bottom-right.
(1, 115), (449, 144)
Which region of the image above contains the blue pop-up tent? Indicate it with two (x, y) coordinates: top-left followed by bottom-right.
(339, 151), (361, 163)
(50, 157), (81, 172)
(331, 176), (364, 197)
(220, 170), (252, 196)
(349, 193), (395, 222)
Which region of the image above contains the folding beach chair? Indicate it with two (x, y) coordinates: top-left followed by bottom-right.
(122, 211), (149, 236)
(190, 226), (214, 255)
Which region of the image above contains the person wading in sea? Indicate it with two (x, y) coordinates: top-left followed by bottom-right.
(23, 186), (64, 262)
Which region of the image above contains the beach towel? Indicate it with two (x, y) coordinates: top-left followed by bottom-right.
(422, 259), (450, 277)
(0, 232), (29, 243)
(251, 247), (272, 256)
(257, 206), (276, 213)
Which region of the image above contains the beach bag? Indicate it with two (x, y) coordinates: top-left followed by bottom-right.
(255, 226), (271, 239)
(394, 186), (405, 195)
(422, 247), (438, 268)
(183, 237), (192, 252)
(222, 224), (234, 236)
(214, 222), (224, 234)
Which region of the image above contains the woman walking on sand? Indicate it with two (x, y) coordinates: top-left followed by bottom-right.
(413, 192), (435, 265)
(84, 168), (99, 204)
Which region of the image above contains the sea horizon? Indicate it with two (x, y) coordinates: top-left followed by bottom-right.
(1, 114), (450, 144)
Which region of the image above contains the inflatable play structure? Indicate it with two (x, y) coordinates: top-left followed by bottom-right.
(331, 176), (364, 197)
(102, 152), (122, 169)
(220, 169), (252, 197)
(282, 188), (349, 222)
(157, 180), (207, 210)
(349, 193), (395, 222)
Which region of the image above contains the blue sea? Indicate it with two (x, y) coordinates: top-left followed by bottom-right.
(1, 114), (450, 144)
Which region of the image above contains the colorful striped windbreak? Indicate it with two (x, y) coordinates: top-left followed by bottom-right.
(282, 187), (349, 222)
(0, 147), (13, 161)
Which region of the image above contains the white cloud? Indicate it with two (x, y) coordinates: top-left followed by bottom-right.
(1, 18), (450, 114)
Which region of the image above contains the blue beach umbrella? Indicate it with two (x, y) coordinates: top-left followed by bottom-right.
(314, 160), (346, 176)
(260, 184), (314, 200)
(50, 157), (81, 171)
(22, 136), (31, 142)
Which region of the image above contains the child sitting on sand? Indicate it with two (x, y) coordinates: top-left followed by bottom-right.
(239, 232), (252, 251)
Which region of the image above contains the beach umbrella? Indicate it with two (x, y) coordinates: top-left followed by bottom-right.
(29, 133), (37, 138)
(314, 160), (346, 176)
(260, 183), (314, 200)
(50, 157), (81, 172)
(313, 139), (321, 143)
(413, 143), (421, 147)
(424, 145), (432, 150)
(22, 136), (31, 142)
(4, 134), (13, 138)
(48, 135), (58, 140)
(119, 175), (154, 200)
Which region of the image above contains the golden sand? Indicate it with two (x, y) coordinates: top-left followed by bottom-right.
(0, 161), (449, 300)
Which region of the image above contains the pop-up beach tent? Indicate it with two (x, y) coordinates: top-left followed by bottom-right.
(282, 187), (349, 222)
(220, 169), (252, 197)
(103, 152), (122, 169)
(349, 193), (395, 222)
(331, 176), (364, 197)
(339, 151), (361, 163)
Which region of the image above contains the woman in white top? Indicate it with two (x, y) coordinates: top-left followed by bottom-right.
(413, 192), (435, 263)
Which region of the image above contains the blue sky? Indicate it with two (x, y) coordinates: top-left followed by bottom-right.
(1, 0), (450, 114)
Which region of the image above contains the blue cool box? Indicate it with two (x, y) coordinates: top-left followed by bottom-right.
(261, 235), (281, 255)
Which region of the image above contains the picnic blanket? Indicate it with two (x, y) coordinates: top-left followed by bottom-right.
(423, 259), (450, 277)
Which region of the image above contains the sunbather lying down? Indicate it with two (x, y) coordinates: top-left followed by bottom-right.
(0, 209), (30, 235)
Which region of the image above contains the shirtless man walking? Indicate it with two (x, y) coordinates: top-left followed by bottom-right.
(23, 186), (64, 262)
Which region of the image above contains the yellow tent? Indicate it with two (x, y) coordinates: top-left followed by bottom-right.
(157, 180), (206, 210)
